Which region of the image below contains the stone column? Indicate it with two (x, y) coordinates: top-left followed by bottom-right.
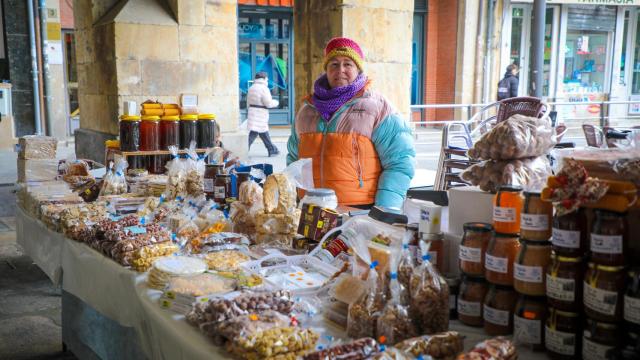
(294, 0), (414, 118)
(73, 0), (243, 162)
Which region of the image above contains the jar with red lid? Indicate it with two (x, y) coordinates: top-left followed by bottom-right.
(459, 222), (493, 276)
(521, 192), (553, 241)
(625, 268), (640, 330)
(159, 115), (180, 149)
(514, 294), (547, 351)
(583, 318), (621, 360)
(583, 262), (625, 322)
(551, 208), (588, 257)
(140, 115), (160, 151)
(546, 252), (583, 311)
(514, 239), (552, 296)
(483, 284), (517, 336)
(590, 209), (627, 266)
(545, 308), (581, 360)
(457, 275), (489, 327)
(493, 185), (523, 234)
(485, 233), (520, 286)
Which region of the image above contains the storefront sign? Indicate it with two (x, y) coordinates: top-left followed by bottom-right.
(238, 22), (276, 39)
(517, 0), (640, 5)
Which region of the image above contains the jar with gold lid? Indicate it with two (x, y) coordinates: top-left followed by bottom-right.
(459, 222), (493, 276)
(521, 192), (553, 241)
(583, 262), (625, 322)
(546, 252), (583, 311)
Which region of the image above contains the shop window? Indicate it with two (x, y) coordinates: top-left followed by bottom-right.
(621, 10), (629, 86)
(411, 11), (425, 105)
(510, 8), (524, 67)
(632, 10), (640, 94)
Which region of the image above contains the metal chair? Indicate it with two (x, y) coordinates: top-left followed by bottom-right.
(582, 124), (605, 148)
(434, 122), (476, 191)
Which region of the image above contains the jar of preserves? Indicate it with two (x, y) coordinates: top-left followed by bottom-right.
(546, 253), (583, 311)
(514, 239), (552, 296)
(213, 174), (231, 204)
(458, 275), (489, 327)
(180, 114), (199, 149)
(119, 115), (141, 151)
(521, 192), (553, 241)
(483, 284), (518, 336)
(485, 233), (520, 286)
(584, 262), (625, 322)
(197, 113), (217, 148)
(159, 115), (180, 149)
(590, 209), (627, 266)
(545, 308), (581, 360)
(299, 188), (338, 210)
(551, 208), (588, 257)
(493, 185), (523, 234)
(583, 318), (621, 360)
(459, 222), (493, 276)
(204, 164), (224, 200)
(423, 232), (444, 274)
(514, 294), (547, 351)
(624, 268), (640, 329)
(140, 115), (160, 151)
(444, 275), (460, 320)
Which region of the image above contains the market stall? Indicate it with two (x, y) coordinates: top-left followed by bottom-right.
(14, 98), (640, 360)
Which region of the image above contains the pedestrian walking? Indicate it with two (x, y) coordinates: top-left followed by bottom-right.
(497, 64), (519, 101)
(247, 72), (280, 156)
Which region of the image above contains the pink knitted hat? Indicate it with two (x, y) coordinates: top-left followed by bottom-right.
(323, 37), (364, 71)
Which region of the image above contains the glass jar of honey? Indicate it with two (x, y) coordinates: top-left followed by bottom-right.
(140, 115), (160, 151)
(160, 115), (180, 149)
(590, 209), (627, 266)
(545, 308), (581, 360)
(514, 294), (547, 351)
(546, 252), (583, 311)
(514, 239), (551, 296)
(485, 232), (520, 286)
(460, 222), (493, 276)
(584, 262), (625, 322)
(180, 114), (199, 149)
(458, 275), (489, 327)
(198, 114), (217, 148)
(551, 208), (588, 257)
(521, 192), (552, 241)
(493, 185), (523, 234)
(483, 284), (518, 336)
(119, 115), (141, 151)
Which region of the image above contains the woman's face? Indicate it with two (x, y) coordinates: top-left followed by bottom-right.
(326, 56), (359, 88)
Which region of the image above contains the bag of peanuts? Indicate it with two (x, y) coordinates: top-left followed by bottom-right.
(99, 158), (128, 196)
(376, 239), (418, 345)
(409, 241), (449, 334)
(460, 156), (552, 193)
(164, 145), (187, 199)
(468, 114), (556, 160)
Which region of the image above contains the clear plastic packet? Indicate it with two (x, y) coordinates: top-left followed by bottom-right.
(238, 180), (264, 206)
(468, 114), (556, 160)
(395, 331), (464, 359)
(456, 337), (516, 360)
(228, 326), (319, 359)
(204, 249), (251, 273)
(188, 232), (250, 254)
(461, 156), (551, 193)
(347, 234), (386, 339)
(263, 159), (313, 214)
(302, 337), (380, 360)
(377, 240), (417, 345)
(396, 231), (415, 305)
(409, 241), (449, 334)
(164, 145), (186, 199)
(200, 310), (292, 346)
(100, 158), (128, 196)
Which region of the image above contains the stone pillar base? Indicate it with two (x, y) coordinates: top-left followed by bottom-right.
(74, 128), (116, 164)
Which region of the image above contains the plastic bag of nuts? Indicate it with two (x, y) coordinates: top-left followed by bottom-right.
(200, 310), (291, 346)
(164, 146), (187, 199)
(460, 156), (551, 193)
(100, 158), (128, 196)
(302, 337), (380, 360)
(456, 337), (517, 360)
(409, 241), (450, 334)
(377, 239), (418, 344)
(397, 232), (416, 303)
(395, 331), (464, 358)
(227, 326), (319, 359)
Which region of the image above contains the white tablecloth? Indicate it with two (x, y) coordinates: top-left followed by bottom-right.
(16, 208), (546, 360)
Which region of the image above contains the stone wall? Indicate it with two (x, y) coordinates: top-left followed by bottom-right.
(294, 0), (413, 118)
(73, 0), (242, 161)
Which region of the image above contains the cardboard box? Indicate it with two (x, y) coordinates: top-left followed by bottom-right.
(18, 135), (57, 159)
(17, 159), (59, 183)
(297, 204), (340, 240)
(448, 186), (494, 236)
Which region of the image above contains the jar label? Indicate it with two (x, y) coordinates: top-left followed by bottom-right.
(546, 275), (575, 302)
(582, 337), (615, 360)
(459, 245), (482, 263)
(584, 282), (618, 316)
(514, 315), (541, 345)
(483, 304), (509, 326)
(590, 234), (623, 254)
(624, 295), (640, 324)
(514, 263), (543, 283)
(521, 213), (549, 231)
(457, 299), (481, 317)
(214, 186), (226, 199)
(493, 206), (516, 223)
(552, 228), (580, 249)
(485, 254), (508, 274)
(545, 326), (576, 356)
(203, 178), (214, 193)
(449, 294), (456, 311)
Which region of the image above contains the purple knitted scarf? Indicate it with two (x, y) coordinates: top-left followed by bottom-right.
(312, 73), (367, 121)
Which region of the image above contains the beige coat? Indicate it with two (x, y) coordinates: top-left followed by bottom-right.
(246, 78), (279, 133)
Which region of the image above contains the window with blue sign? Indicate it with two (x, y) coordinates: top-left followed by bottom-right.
(238, 7), (293, 125)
